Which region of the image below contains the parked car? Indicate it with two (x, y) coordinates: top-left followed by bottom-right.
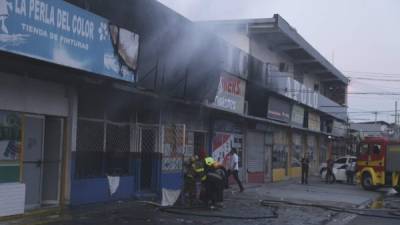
(319, 156), (357, 182)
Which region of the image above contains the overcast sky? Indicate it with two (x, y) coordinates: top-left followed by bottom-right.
(159, 0), (400, 123)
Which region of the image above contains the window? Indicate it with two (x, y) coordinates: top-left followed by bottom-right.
(372, 144), (381, 155)
(314, 84), (319, 91)
(75, 118), (132, 179)
(335, 158), (347, 164)
(0, 111), (22, 183)
(359, 143), (369, 155)
(75, 119), (104, 178)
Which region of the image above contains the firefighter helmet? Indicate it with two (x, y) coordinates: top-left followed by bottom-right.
(204, 157), (215, 166)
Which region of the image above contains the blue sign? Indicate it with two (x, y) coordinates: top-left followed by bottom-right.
(0, 0), (139, 82)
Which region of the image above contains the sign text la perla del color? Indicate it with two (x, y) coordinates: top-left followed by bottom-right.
(0, 0), (139, 82)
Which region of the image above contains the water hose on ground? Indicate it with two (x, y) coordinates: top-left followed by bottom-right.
(260, 199), (400, 220)
(139, 200), (278, 220)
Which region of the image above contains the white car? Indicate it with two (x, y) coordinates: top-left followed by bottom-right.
(319, 156), (357, 182)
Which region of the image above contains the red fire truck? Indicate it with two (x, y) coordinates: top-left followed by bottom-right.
(356, 136), (400, 192)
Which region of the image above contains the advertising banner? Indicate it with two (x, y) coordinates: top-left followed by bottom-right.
(0, 0), (139, 82)
(308, 112), (321, 131)
(212, 71), (246, 114)
(0, 111), (21, 161)
(291, 104), (304, 127)
(212, 133), (243, 168)
(267, 96), (291, 123)
(332, 120), (346, 137)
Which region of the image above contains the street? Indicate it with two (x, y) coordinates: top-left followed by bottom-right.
(3, 177), (398, 225)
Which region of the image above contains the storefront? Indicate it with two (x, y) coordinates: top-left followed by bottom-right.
(0, 74), (72, 215)
(307, 112), (320, 173)
(272, 128), (289, 182)
(210, 71), (246, 181)
(0, 0), (140, 215)
(246, 131), (265, 183)
(212, 119), (244, 180)
(307, 134), (318, 174)
(289, 132), (303, 177)
(267, 96), (291, 182)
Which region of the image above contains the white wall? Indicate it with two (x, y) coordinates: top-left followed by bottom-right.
(199, 23), (250, 53)
(0, 183), (25, 217)
(0, 73), (69, 117)
(216, 25), (250, 53)
(250, 35), (294, 73)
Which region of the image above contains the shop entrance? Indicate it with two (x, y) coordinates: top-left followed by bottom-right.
(246, 131), (265, 183)
(139, 127), (158, 191)
(193, 132), (206, 156)
(23, 115), (64, 209)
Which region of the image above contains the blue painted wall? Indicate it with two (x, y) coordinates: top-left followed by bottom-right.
(70, 153), (164, 205)
(70, 176), (135, 205)
(161, 172), (183, 190)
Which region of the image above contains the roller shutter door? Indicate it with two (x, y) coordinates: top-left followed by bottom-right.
(246, 131), (264, 183)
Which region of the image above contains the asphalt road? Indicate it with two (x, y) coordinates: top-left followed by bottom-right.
(1, 177), (392, 225)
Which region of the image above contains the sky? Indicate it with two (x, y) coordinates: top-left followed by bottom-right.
(158, 0), (400, 123)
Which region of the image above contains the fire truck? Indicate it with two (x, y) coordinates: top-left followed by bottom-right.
(356, 136), (400, 192)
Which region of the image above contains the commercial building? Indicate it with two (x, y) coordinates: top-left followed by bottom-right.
(0, 0), (348, 217)
(199, 15), (349, 181)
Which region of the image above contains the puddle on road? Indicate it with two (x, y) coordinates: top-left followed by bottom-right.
(369, 188), (400, 209)
(370, 196), (384, 209)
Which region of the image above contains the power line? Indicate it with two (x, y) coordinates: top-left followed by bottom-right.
(349, 77), (400, 82)
(344, 70), (400, 76)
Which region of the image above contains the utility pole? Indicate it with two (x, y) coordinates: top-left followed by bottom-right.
(374, 112), (378, 124)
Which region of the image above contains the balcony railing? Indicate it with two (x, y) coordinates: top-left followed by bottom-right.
(266, 70), (347, 121)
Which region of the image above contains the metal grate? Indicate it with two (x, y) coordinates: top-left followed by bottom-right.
(139, 127), (158, 190)
(161, 125), (186, 173)
(76, 119), (104, 178)
(106, 123), (130, 176)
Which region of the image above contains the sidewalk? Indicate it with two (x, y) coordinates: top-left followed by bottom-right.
(0, 176), (382, 225)
(250, 176), (382, 207)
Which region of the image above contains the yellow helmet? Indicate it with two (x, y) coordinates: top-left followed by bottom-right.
(204, 157), (215, 166)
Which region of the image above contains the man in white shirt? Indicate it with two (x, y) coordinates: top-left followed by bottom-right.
(228, 149), (244, 192)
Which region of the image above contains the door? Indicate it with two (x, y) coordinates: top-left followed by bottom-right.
(265, 133), (273, 183)
(246, 131), (265, 183)
(42, 117), (63, 205)
(23, 115), (44, 209)
(140, 128), (156, 191)
(265, 145), (272, 182)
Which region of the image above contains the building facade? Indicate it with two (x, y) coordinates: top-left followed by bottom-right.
(199, 15), (349, 181)
(0, 0), (348, 217)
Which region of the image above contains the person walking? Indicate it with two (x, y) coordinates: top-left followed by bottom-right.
(228, 149), (244, 192)
(301, 153), (310, 184)
(346, 160), (356, 185)
(325, 158), (335, 184)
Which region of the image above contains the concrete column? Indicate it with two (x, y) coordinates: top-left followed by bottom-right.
(287, 128), (292, 177)
(62, 86), (78, 205)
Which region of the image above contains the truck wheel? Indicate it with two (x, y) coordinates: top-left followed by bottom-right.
(361, 173), (377, 191)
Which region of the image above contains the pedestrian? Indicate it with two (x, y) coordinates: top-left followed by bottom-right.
(346, 160), (356, 185)
(325, 158), (335, 184)
(301, 153), (310, 184)
(227, 149), (244, 192)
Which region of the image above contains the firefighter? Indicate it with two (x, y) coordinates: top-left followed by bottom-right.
(184, 155), (206, 205)
(203, 157), (225, 209)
